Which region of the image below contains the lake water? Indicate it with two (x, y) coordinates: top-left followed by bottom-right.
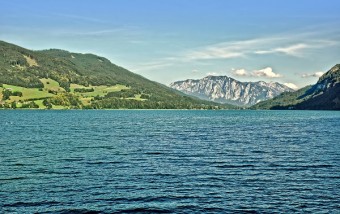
(0, 110), (339, 213)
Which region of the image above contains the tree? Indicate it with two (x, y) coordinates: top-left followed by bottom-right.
(12, 91), (23, 97)
(140, 94), (150, 99)
(2, 89), (12, 100)
(43, 99), (52, 109)
(11, 101), (17, 109)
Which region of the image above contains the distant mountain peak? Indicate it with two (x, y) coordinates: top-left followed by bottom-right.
(170, 75), (294, 106)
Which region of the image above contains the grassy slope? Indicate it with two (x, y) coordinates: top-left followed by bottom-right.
(3, 84), (54, 101)
(40, 78), (65, 92)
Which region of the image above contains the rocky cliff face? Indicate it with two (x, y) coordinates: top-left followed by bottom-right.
(170, 76), (294, 106)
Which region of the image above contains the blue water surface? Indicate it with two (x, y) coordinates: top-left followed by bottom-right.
(0, 110), (339, 213)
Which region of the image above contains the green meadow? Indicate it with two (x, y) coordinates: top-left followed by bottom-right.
(1, 78), (137, 109)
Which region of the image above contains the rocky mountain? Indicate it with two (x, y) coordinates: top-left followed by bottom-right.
(0, 40), (236, 109)
(170, 76), (294, 106)
(251, 64), (340, 110)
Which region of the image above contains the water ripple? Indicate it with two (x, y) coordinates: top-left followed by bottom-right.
(0, 110), (339, 213)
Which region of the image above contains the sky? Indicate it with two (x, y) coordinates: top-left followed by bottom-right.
(1, 0), (340, 89)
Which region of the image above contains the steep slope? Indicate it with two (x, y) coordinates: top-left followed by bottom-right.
(170, 76), (294, 106)
(0, 40), (235, 109)
(251, 64), (340, 110)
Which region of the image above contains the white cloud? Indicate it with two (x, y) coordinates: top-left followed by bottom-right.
(256, 43), (308, 56)
(139, 32), (340, 74)
(284, 83), (299, 90)
(181, 33), (339, 62)
(231, 67), (282, 78)
(232, 68), (248, 76)
(185, 49), (243, 60)
(275, 44), (308, 56)
(301, 72), (324, 78)
(252, 67), (282, 78)
(254, 50), (272, 54)
(314, 72), (324, 77)
(206, 72), (219, 76)
(182, 37), (278, 61)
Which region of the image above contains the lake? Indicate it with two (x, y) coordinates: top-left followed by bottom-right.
(0, 110), (339, 213)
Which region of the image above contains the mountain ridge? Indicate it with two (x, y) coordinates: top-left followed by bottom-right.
(170, 75), (294, 106)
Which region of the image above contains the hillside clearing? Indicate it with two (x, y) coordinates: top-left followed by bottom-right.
(40, 78), (65, 92)
(23, 55), (38, 67)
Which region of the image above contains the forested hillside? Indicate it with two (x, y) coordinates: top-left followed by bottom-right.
(0, 40), (236, 109)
